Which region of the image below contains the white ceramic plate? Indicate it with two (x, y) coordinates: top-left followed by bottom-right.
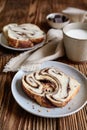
(0, 33), (45, 51)
(11, 61), (87, 118)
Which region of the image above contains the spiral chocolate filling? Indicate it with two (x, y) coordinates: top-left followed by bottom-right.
(22, 67), (80, 107)
(24, 75), (40, 88)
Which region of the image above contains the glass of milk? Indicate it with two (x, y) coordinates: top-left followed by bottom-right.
(63, 23), (87, 62)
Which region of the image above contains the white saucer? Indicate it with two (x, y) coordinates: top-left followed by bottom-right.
(11, 61), (87, 118)
(0, 33), (45, 51)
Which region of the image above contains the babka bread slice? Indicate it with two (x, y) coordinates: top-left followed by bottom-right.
(22, 67), (80, 108)
(3, 23), (45, 48)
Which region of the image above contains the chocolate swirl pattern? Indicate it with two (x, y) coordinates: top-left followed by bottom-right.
(22, 67), (80, 107)
(3, 23), (45, 48)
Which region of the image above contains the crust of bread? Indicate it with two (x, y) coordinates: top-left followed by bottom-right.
(22, 84), (55, 108)
(8, 37), (33, 48)
(7, 37), (44, 48)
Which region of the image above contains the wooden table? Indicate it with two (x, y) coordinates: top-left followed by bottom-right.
(0, 0), (87, 130)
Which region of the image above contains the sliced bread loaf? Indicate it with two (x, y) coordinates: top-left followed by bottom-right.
(3, 23), (45, 48)
(22, 67), (80, 108)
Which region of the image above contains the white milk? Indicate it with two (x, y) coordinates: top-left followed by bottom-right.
(66, 29), (87, 39)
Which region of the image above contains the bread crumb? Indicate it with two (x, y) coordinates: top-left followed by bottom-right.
(32, 105), (35, 109)
(38, 109), (41, 112)
(68, 107), (71, 110)
(47, 109), (50, 112)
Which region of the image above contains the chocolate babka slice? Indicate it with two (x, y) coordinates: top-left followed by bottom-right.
(3, 23), (45, 48)
(22, 67), (80, 107)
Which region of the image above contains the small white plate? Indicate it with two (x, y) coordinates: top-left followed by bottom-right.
(0, 33), (45, 51)
(11, 61), (87, 118)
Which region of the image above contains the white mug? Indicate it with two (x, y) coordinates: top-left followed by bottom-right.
(62, 7), (86, 22)
(63, 23), (87, 62)
(82, 12), (87, 23)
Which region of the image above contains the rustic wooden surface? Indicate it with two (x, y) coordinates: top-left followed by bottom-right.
(0, 0), (87, 130)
